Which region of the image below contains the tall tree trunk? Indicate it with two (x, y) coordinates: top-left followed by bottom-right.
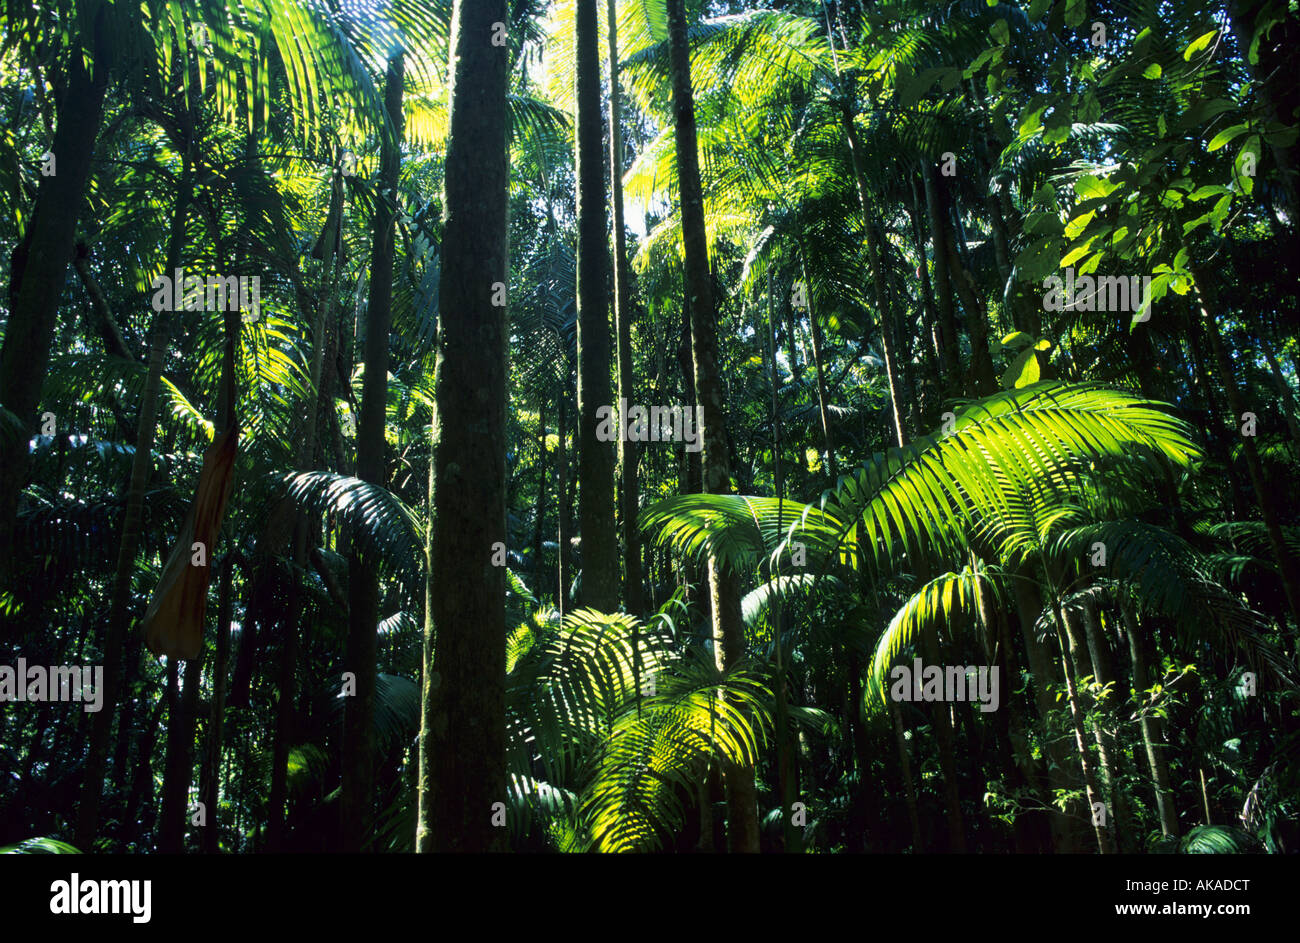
(608, 0), (643, 614)
(973, 560), (1049, 851)
(270, 192), (343, 851)
(533, 398), (548, 565)
(1079, 599), (1133, 849)
(557, 389), (572, 615)
(197, 304), (239, 855)
(1121, 600), (1179, 837)
(920, 630), (967, 851)
(668, 0), (760, 852)
(342, 51), (404, 853)
(922, 163), (963, 385)
(77, 134), (195, 849)
(0, 15), (110, 558)
(200, 555), (233, 853)
(840, 107), (906, 447)
(416, 0), (509, 852)
(160, 270), (240, 855)
(1193, 269), (1300, 630)
(158, 651), (203, 852)
(1053, 604), (1116, 854)
(766, 277), (798, 852)
(800, 262), (838, 480)
(942, 198), (996, 396)
(907, 175), (943, 415)
(1262, 340), (1300, 460)
(575, 0), (619, 611)
(1009, 574), (1079, 852)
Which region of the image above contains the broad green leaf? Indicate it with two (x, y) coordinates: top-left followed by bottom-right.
(1208, 124), (1249, 152)
(1183, 29), (1219, 61)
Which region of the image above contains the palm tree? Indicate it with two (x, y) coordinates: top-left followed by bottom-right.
(574, 0), (619, 611)
(608, 0), (643, 615)
(341, 49), (404, 853)
(642, 382), (1214, 851)
(666, 0), (760, 853)
(416, 0), (511, 854)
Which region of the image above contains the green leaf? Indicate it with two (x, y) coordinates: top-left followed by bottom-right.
(1142, 63), (1162, 79)
(1002, 347), (1041, 391)
(1074, 175), (1117, 201)
(1064, 210), (1096, 239)
(1061, 242), (1094, 267)
(1208, 124), (1249, 152)
(1183, 30), (1219, 61)
(1188, 184), (1230, 201)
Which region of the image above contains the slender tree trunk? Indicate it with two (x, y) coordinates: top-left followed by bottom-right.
(1053, 604), (1116, 854)
(200, 555), (233, 853)
(887, 696), (923, 852)
(557, 389), (572, 614)
(1009, 575), (1078, 852)
(342, 52), (403, 853)
(922, 163), (963, 387)
(907, 176), (943, 416)
(158, 650), (203, 852)
(0, 15), (110, 557)
(533, 398), (548, 565)
(668, 0), (760, 852)
(766, 280), (797, 852)
(1121, 601), (1179, 837)
(920, 630), (967, 852)
(974, 561), (1049, 851)
(1262, 340), (1300, 460)
(1193, 270), (1300, 630)
(801, 262), (838, 480)
(1079, 599), (1133, 849)
(77, 135), (195, 849)
(416, 0), (509, 852)
(575, 0), (619, 611)
(842, 651), (874, 851)
(840, 107), (906, 447)
(942, 201), (996, 396)
(608, 0), (643, 614)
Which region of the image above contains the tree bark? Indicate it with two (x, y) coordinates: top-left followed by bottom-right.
(608, 0), (643, 614)
(557, 389), (572, 614)
(342, 51), (404, 853)
(1194, 270), (1300, 630)
(157, 652), (203, 852)
(1121, 600), (1179, 837)
(416, 0), (509, 852)
(575, 0), (619, 611)
(668, 0), (760, 852)
(840, 106), (906, 447)
(922, 163), (963, 386)
(200, 555), (233, 853)
(0, 13), (110, 558)
(77, 135), (195, 849)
